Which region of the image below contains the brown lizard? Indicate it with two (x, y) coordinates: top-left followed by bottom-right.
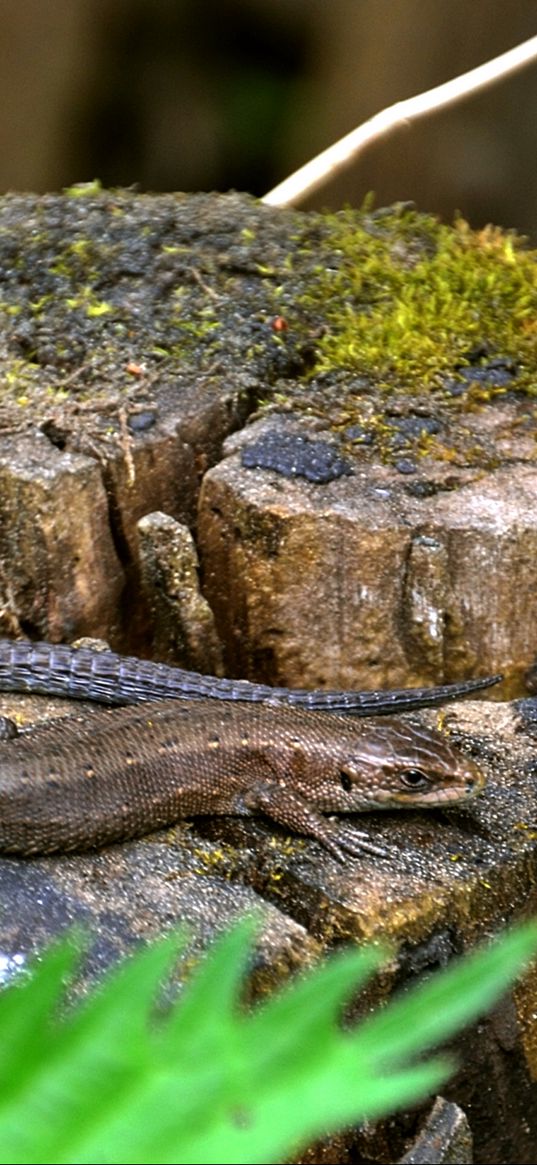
(0, 698), (484, 859)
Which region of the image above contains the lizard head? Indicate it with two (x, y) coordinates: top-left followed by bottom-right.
(313, 715), (486, 812)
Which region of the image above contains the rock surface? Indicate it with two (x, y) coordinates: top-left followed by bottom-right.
(199, 414), (537, 696)
(0, 189), (534, 689)
(1, 686), (537, 1162)
(0, 189), (536, 1162)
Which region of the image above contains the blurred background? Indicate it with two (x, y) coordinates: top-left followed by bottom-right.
(1, 0), (537, 235)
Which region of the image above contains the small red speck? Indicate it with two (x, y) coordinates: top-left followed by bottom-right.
(125, 361), (145, 376)
(272, 316), (288, 332)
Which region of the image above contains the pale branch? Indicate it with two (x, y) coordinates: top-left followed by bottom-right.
(262, 33), (537, 208)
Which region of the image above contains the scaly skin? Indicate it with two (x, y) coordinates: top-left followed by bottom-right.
(0, 638), (502, 715)
(0, 699), (484, 859)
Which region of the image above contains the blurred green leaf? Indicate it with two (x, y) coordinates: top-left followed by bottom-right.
(0, 917), (535, 1164)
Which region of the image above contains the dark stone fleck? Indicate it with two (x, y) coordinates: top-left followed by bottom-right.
(241, 432), (353, 483)
(515, 697), (537, 736)
(389, 432), (410, 450)
(388, 414), (442, 437)
(346, 376), (372, 394)
(445, 358), (517, 396)
(404, 479), (438, 498)
(9, 321), (37, 357)
(127, 409), (158, 432)
(394, 458), (417, 474)
(443, 378), (466, 397)
(40, 418), (68, 449)
(456, 363), (516, 388)
(344, 424), (373, 444)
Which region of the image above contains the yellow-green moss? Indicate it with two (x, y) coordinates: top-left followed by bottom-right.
(299, 207), (537, 395)
(64, 179), (104, 198)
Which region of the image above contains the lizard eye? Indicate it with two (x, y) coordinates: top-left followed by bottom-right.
(400, 768), (431, 789)
(339, 770), (353, 792)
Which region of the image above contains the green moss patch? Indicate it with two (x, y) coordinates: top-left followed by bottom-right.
(301, 205), (537, 396)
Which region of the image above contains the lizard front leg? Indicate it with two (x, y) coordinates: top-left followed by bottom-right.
(239, 779), (390, 862)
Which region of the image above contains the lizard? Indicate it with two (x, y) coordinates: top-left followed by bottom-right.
(0, 637), (502, 716)
(0, 696), (485, 859)
(0, 638), (494, 859)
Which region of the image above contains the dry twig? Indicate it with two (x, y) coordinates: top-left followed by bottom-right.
(263, 33), (537, 208)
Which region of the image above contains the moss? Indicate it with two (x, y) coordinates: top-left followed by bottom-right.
(298, 206), (537, 396)
(0, 190), (533, 472)
(64, 179), (104, 198)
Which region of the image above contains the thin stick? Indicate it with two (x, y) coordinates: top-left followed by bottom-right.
(262, 33), (537, 208)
